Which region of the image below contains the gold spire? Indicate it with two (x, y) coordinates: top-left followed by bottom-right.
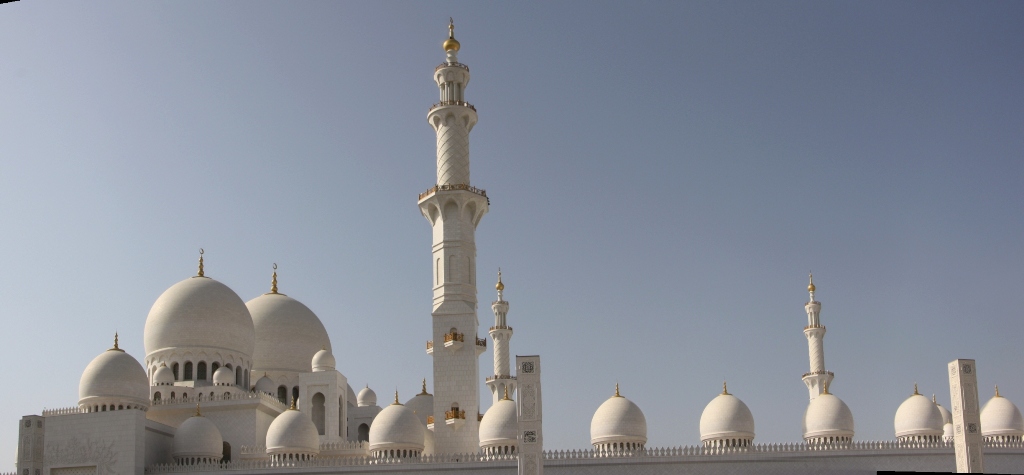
(822, 380), (831, 395)
(503, 386), (510, 400)
(932, 394), (937, 404)
(270, 263), (278, 294)
(807, 272), (815, 292)
(496, 268), (504, 291)
(195, 403), (202, 417)
(995, 385), (1001, 398)
(913, 383), (919, 395)
(197, 248), (205, 277)
(109, 332), (122, 352)
(419, 378), (429, 396)
(289, 397), (297, 410)
(443, 17), (461, 52)
(722, 381), (729, 395)
(393, 390), (401, 405)
(614, 383), (621, 398)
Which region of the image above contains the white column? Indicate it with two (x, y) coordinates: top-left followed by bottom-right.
(517, 356), (543, 475)
(949, 359), (984, 473)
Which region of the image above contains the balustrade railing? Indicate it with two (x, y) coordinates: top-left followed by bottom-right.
(42, 406), (84, 416)
(435, 62), (470, 72)
(445, 409), (466, 420)
(443, 332), (464, 343)
(419, 183), (488, 202)
(426, 416), (434, 424)
(426, 341), (433, 350)
(476, 337), (487, 348)
(430, 100), (476, 112)
(801, 370), (834, 378)
(151, 391), (286, 409)
(489, 325), (512, 332)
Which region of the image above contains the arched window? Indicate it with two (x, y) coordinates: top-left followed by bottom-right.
(312, 393), (326, 435)
(172, 363), (179, 380)
(277, 386), (288, 404)
(197, 362), (207, 380)
(339, 396), (344, 436)
(235, 367), (243, 387)
(358, 423), (369, 442)
(211, 362), (219, 374)
(292, 386), (299, 403)
(184, 362), (193, 380)
(170, 392), (175, 400)
(222, 441), (231, 462)
(154, 392), (161, 402)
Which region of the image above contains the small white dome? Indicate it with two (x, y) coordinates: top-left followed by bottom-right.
(943, 422), (954, 441)
(590, 387), (647, 447)
(173, 412), (223, 462)
(153, 364), (175, 386)
(212, 366), (234, 386)
(266, 407), (320, 456)
(980, 390), (1024, 438)
(311, 348), (335, 372)
(803, 393), (855, 441)
(144, 276), (255, 360)
(934, 397), (952, 426)
(423, 427), (435, 456)
(248, 293), (331, 374)
(254, 374), (276, 395)
(894, 391), (943, 439)
(479, 397), (518, 448)
(358, 386), (377, 407)
(368, 400), (425, 454)
(404, 382), (434, 426)
(699, 389), (755, 444)
(79, 343), (150, 410)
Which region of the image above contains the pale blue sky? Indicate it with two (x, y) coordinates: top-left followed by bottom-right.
(1, 1), (1022, 469)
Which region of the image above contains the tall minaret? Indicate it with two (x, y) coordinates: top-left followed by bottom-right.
(486, 269), (516, 405)
(802, 273), (834, 400)
(417, 19), (486, 455)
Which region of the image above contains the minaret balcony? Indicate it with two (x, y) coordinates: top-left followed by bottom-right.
(443, 332), (464, 351)
(426, 340), (434, 355)
(428, 100), (476, 114)
(802, 370), (834, 378)
(804, 325), (826, 331)
(418, 183), (488, 202)
(435, 62), (469, 72)
(426, 416), (434, 431)
(445, 409), (467, 429)
(475, 336), (487, 355)
(489, 325), (512, 332)
(485, 374), (515, 383)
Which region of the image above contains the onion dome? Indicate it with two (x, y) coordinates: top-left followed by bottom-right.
(143, 261), (256, 361)
(443, 19), (460, 53)
(590, 384), (647, 452)
(368, 392), (425, 459)
(943, 422), (954, 442)
(266, 400), (320, 460)
(404, 379), (434, 426)
(248, 274), (332, 374)
(803, 392), (855, 443)
(79, 334), (150, 411)
(358, 385), (377, 407)
(173, 405), (224, 464)
(480, 388), (518, 455)
(153, 363), (175, 386)
(212, 366), (234, 386)
(311, 348), (335, 372)
(699, 382), (755, 447)
(980, 386), (1024, 441)
(254, 373), (275, 395)
(894, 385), (943, 442)
(933, 395), (952, 426)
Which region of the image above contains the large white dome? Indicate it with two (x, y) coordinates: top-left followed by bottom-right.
(404, 382), (434, 426)
(479, 397), (518, 449)
(894, 390), (943, 439)
(79, 341), (150, 410)
(803, 393), (855, 441)
(173, 412), (224, 463)
(980, 389), (1024, 438)
(144, 276), (255, 359)
(590, 387), (647, 447)
(699, 388), (755, 444)
(248, 292), (331, 374)
(369, 400), (425, 454)
(266, 407), (320, 456)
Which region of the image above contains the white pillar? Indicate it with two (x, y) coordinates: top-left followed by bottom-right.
(948, 359), (984, 473)
(517, 356), (543, 475)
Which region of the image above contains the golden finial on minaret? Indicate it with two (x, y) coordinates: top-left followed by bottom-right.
(722, 381), (729, 395)
(995, 385), (1001, 398)
(443, 17), (461, 52)
(197, 248), (205, 277)
(270, 263), (278, 294)
(913, 383), (919, 395)
(419, 378), (429, 396)
(614, 383), (621, 398)
(195, 403), (202, 417)
(503, 386), (510, 400)
(496, 268), (504, 291)
(808, 272), (815, 293)
(289, 397), (297, 410)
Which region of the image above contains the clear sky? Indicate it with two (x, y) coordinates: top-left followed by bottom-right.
(1, 1), (1022, 469)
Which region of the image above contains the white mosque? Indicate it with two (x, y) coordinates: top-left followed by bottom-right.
(13, 22), (1024, 475)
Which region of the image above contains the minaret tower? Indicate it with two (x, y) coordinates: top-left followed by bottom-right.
(802, 273), (834, 400)
(486, 269), (516, 404)
(417, 19), (487, 455)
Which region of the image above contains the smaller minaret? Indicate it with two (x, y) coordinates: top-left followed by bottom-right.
(487, 269), (516, 404)
(802, 273), (834, 400)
